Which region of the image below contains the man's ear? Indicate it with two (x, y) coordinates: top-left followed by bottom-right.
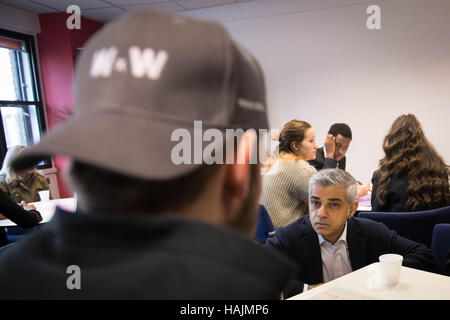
(225, 130), (258, 198)
(348, 200), (358, 218)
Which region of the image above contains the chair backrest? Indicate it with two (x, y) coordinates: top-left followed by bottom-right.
(431, 224), (450, 272)
(358, 206), (450, 247)
(254, 204), (275, 242)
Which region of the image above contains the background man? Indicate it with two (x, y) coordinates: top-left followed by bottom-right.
(266, 168), (439, 298)
(309, 123), (352, 171)
(309, 123), (369, 198)
(0, 9), (296, 299)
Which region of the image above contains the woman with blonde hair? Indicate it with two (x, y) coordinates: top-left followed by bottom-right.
(261, 120), (318, 228)
(371, 114), (450, 212)
(0, 145), (50, 203)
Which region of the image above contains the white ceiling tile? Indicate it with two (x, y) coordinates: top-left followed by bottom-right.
(1, 0), (57, 13)
(175, 0), (236, 10)
(31, 0), (112, 11)
(124, 2), (186, 12)
(81, 7), (127, 23)
(107, 0), (170, 5)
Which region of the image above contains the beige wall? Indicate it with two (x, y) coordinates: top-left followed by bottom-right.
(0, 3), (40, 34)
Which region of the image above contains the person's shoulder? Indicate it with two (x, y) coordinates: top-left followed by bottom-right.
(282, 160), (316, 179)
(350, 216), (390, 236)
(276, 216), (310, 236)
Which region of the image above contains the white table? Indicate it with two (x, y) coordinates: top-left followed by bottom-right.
(288, 262), (450, 300)
(0, 198), (76, 227)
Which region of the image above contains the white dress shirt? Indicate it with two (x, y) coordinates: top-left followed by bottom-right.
(317, 222), (352, 283)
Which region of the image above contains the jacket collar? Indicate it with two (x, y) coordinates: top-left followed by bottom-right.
(300, 218), (323, 283)
(301, 217), (366, 283)
(346, 218), (366, 270)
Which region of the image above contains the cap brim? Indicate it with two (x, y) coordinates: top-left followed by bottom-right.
(12, 111), (207, 180)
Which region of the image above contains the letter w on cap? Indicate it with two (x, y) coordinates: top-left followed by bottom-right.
(90, 47), (118, 77)
(129, 46), (168, 80)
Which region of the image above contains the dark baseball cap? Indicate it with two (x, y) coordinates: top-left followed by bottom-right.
(12, 9), (269, 180)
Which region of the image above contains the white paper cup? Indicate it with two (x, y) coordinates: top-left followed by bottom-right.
(38, 190), (50, 201)
(379, 254), (403, 287)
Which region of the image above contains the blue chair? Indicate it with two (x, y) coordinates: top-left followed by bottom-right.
(254, 204), (275, 242)
(358, 206), (450, 247)
(431, 224), (450, 273)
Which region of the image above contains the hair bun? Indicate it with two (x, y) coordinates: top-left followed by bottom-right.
(270, 130), (281, 141)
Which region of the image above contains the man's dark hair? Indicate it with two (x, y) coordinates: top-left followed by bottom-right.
(67, 156), (261, 215)
(67, 161), (221, 214)
(328, 123), (352, 140)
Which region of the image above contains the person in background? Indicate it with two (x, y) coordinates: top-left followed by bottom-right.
(0, 145), (50, 203)
(261, 120), (317, 228)
(0, 9), (296, 298)
(266, 168), (440, 298)
(371, 114), (450, 212)
(0, 190), (42, 246)
(309, 123), (352, 171)
(309, 123), (369, 198)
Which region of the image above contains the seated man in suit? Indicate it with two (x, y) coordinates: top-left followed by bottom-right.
(265, 168), (440, 298)
(308, 123), (352, 171)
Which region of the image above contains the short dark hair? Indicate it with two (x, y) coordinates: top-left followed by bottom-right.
(67, 160), (261, 215)
(67, 161), (221, 214)
(328, 123), (352, 140)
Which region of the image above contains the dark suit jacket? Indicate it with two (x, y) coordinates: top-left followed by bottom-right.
(265, 215), (440, 297)
(308, 147), (346, 171)
(371, 170), (409, 212)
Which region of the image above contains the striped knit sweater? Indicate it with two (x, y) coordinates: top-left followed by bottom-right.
(261, 158), (316, 228)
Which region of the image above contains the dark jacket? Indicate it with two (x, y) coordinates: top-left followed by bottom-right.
(0, 190), (42, 246)
(0, 208), (296, 299)
(371, 170), (450, 212)
(265, 215), (440, 297)
(0, 190), (42, 227)
(371, 170), (409, 212)
(308, 147), (346, 171)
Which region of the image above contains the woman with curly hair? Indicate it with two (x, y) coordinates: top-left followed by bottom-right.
(371, 114), (450, 212)
(261, 120), (318, 228)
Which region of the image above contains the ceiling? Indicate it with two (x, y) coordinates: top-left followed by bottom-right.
(0, 0), (256, 22)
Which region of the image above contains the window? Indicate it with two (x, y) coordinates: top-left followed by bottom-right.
(0, 29), (49, 168)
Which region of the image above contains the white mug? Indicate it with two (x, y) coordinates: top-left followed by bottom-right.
(38, 190), (50, 202)
(379, 254), (403, 287)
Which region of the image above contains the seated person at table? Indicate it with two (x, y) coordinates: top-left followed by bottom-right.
(0, 145), (50, 203)
(0, 9), (296, 299)
(265, 168), (440, 298)
(261, 120), (317, 228)
(0, 190), (42, 246)
(371, 114), (450, 212)
(309, 123), (369, 199)
(309, 123), (351, 171)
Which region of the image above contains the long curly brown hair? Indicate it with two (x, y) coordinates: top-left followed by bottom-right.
(376, 114), (450, 211)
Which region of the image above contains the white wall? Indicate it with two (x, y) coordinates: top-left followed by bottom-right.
(187, 0), (450, 183)
(0, 3), (40, 34)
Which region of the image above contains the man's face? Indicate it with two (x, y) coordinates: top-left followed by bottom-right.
(334, 134), (351, 161)
(309, 184), (357, 244)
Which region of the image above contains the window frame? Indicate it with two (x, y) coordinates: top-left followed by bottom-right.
(0, 28), (50, 169)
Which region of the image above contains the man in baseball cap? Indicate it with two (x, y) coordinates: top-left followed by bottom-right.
(0, 9), (295, 299)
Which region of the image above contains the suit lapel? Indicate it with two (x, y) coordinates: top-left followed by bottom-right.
(300, 219), (323, 283)
(347, 218), (366, 271)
